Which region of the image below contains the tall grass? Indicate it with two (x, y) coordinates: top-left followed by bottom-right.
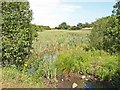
(2, 66), (43, 88)
(54, 47), (118, 81)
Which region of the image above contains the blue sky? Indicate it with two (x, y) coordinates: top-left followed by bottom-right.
(28, 0), (116, 27)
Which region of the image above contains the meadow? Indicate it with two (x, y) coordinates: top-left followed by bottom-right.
(32, 29), (90, 55)
(2, 29), (119, 88)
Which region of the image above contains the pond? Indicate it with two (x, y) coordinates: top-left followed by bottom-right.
(55, 73), (115, 88)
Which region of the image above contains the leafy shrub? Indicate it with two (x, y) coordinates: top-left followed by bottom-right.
(1, 1), (32, 67)
(90, 15), (120, 54)
(42, 26), (51, 30)
(37, 25), (51, 30)
(70, 26), (78, 30)
(30, 24), (44, 40)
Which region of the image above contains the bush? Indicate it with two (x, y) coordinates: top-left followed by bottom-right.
(2, 1), (32, 67)
(70, 26), (78, 30)
(30, 24), (45, 40)
(42, 26), (51, 30)
(90, 15), (120, 54)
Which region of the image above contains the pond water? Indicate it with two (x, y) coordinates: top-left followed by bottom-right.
(43, 53), (57, 61)
(56, 74), (114, 88)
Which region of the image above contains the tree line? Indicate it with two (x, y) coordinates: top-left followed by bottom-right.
(55, 22), (92, 30)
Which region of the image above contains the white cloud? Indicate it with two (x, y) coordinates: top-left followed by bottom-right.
(28, 0), (82, 27)
(28, 0), (60, 27)
(59, 4), (82, 12)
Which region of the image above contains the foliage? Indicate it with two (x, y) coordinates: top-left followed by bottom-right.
(58, 22), (69, 30)
(70, 26), (78, 30)
(90, 1), (120, 54)
(1, 1), (32, 67)
(56, 22), (92, 30)
(113, 1), (120, 17)
(112, 1), (120, 52)
(40, 25), (51, 30)
(2, 29), (119, 87)
(1, 0), (120, 88)
(82, 22), (92, 28)
(77, 23), (83, 29)
(30, 24), (44, 39)
(23, 53), (57, 82)
(30, 24), (44, 32)
(30, 24), (50, 40)
(112, 1), (120, 87)
(54, 47), (118, 81)
(89, 2), (120, 86)
(2, 66), (43, 88)
(90, 15), (120, 54)
(77, 22), (92, 29)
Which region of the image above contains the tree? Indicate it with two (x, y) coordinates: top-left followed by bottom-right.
(112, 1), (120, 87)
(2, 1), (32, 67)
(90, 15), (119, 54)
(112, 1), (120, 52)
(113, 1), (120, 17)
(77, 22), (91, 29)
(70, 26), (78, 30)
(58, 22), (68, 30)
(67, 25), (71, 30)
(77, 23), (83, 29)
(82, 22), (91, 28)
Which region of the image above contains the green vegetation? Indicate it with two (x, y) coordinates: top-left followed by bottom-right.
(2, 29), (119, 87)
(39, 25), (51, 30)
(32, 30), (90, 54)
(90, 1), (120, 54)
(90, 15), (119, 54)
(2, 66), (43, 88)
(1, 0), (120, 88)
(89, 1), (120, 86)
(54, 47), (118, 80)
(55, 22), (92, 30)
(2, 1), (32, 67)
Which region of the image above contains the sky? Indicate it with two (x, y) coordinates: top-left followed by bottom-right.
(28, 0), (116, 28)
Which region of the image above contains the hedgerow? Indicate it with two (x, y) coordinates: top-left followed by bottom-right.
(1, 1), (32, 67)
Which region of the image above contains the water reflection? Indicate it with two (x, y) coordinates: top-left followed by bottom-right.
(84, 82), (95, 88)
(43, 53), (57, 61)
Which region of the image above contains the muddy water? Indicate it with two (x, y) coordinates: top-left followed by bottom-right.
(55, 73), (114, 88)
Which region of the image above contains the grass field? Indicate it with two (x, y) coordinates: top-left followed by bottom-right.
(32, 29), (90, 56)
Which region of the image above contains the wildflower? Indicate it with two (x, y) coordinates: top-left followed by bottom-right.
(24, 62), (28, 67)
